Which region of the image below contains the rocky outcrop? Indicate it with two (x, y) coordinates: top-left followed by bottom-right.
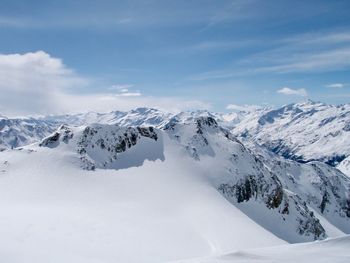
(218, 175), (326, 241)
(39, 125), (73, 147)
(40, 124), (162, 170)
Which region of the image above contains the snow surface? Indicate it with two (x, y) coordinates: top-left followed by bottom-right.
(172, 235), (350, 263)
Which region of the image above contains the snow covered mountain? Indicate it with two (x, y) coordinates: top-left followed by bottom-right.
(231, 100), (350, 169)
(1, 106), (350, 262)
(2, 101), (350, 176)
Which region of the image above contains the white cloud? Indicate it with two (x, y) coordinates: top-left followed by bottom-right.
(0, 51), (210, 117)
(277, 87), (308, 97)
(0, 51), (87, 116)
(326, 83), (344, 88)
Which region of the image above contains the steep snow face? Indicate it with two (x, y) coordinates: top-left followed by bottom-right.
(231, 101), (350, 167)
(0, 117), (57, 150)
(173, 235), (350, 263)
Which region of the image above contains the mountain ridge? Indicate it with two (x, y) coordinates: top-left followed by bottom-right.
(2, 101), (350, 177)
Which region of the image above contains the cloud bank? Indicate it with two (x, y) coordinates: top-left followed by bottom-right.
(0, 51), (210, 117)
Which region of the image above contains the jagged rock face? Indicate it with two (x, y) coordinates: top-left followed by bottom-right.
(77, 125), (160, 169)
(216, 166), (327, 241)
(77, 126), (158, 153)
(219, 180), (326, 240)
(218, 175), (283, 208)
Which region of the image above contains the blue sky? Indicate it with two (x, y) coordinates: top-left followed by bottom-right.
(1, 0), (350, 115)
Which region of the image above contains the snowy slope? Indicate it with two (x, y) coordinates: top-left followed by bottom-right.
(172, 235), (350, 263)
(0, 128), (284, 263)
